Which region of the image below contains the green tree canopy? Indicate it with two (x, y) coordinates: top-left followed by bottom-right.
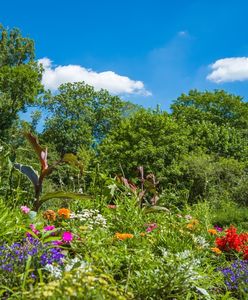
(171, 89), (248, 129)
(42, 82), (136, 154)
(0, 24), (43, 137)
(98, 109), (190, 179)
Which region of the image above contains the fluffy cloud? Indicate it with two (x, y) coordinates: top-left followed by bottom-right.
(38, 58), (151, 96)
(207, 57), (248, 83)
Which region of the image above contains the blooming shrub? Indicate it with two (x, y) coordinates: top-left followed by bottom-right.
(45, 257), (87, 279)
(219, 260), (248, 292)
(215, 226), (248, 258)
(0, 236), (64, 286)
(70, 209), (107, 229)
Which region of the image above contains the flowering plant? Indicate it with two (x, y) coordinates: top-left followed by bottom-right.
(219, 260), (248, 292)
(215, 226), (248, 259)
(0, 236), (64, 277)
(115, 233), (134, 240)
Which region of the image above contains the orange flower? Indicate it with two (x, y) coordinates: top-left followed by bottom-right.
(58, 208), (70, 219)
(43, 209), (56, 221)
(211, 247), (222, 255)
(186, 219), (199, 230)
(186, 223), (194, 230)
(115, 233), (134, 240)
(140, 232), (146, 237)
(208, 229), (218, 235)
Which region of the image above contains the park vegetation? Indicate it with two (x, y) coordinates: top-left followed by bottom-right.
(1, 24), (248, 299)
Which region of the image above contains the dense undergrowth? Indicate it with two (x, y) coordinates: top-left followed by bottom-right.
(2, 192), (248, 299)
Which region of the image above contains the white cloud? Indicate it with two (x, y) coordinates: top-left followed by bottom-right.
(38, 57), (151, 96)
(207, 57), (248, 83)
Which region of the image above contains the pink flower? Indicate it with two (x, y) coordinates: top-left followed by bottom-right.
(28, 224), (39, 235)
(44, 225), (55, 231)
(62, 231), (73, 243)
(52, 240), (63, 246)
(214, 225), (223, 232)
(144, 223), (158, 233)
(20, 206), (30, 214)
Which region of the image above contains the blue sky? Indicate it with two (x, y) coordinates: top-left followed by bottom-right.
(1, 0), (248, 110)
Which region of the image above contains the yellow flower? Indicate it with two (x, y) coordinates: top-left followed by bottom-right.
(58, 208), (70, 219)
(140, 232), (146, 237)
(115, 233), (134, 240)
(211, 247), (222, 255)
(208, 229), (218, 235)
(191, 219), (199, 225)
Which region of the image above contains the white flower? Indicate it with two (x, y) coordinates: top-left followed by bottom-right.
(44, 264), (62, 279)
(71, 209), (107, 229)
(193, 235), (209, 248)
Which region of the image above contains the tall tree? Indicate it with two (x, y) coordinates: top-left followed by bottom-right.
(42, 82), (137, 154)
(98, 109), (190, 179)
(0, 24), (43, 138)
(171, 89), (248, 129)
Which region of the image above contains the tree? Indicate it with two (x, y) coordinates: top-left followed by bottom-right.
(171, 89), (248, 129)
(42, 82), (136, 154)
(98, 109), (190, 179)
(0, 24), (43, 138)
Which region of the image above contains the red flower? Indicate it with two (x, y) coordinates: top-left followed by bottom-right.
(215, 226), (248, 254)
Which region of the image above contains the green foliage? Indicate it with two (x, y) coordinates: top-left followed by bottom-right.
(211, 200), (248, 230)
(0, 24), (34, 66)
(0, 24), (43, 137)
(23, 267), (132, 300)
(0, 198), (21, 240)
(98, 109), (190, 179)
(171, 89), (248, 129)
(2, 22), (248, 300)
(187, 121), (248, 160)
(42, 82), (130, 154)
(13, 132), (91, 211)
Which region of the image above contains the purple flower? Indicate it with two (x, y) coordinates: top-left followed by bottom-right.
(0, 236), (64, 280)
(219, 260), (248, 291)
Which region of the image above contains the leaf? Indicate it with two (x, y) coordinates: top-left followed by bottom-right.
(195, 287), (211, 299)
(62, 153), (78, 164)
(107, 184), (118, 197)
(40, 191), (92, 203)
(25, 132), (48, 171)
(13, 163), (39, 187)
(144, 206), (170, 214)
(150, 195), (159, 205)
(116, 176), (137, 192)
(43, 236), (61, 244)
(62, 153), (84, 172)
